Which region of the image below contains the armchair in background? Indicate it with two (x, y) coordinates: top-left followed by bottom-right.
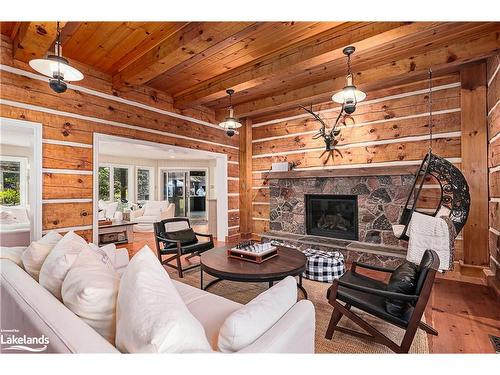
(97, 200), (119, 221)
(131, 200), (174, 232)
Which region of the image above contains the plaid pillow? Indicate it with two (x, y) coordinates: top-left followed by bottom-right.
(302, 249), (345, 283)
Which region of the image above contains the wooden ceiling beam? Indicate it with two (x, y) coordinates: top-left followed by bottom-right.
(112, 22), (257, 89)
(225, 29), (500, 118)
(13, 22), (65, 62)
(173, 22), (415, 108)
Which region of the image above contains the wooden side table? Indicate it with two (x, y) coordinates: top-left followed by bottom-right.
(98, 220), (136, 246)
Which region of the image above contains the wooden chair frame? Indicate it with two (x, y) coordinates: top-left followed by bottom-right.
(154, 218), (214, 278)
(325, 260), (439, 353)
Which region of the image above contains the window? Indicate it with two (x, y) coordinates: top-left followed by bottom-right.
(98, 164), (131, 209)
(136, 167), (153, 203)
(98, 166), (110, 201)
(0, 156), (27, 206)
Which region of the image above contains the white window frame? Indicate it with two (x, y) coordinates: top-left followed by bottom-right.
(98, 163), (133, 204)
(0, 155), (28, 207)
(135, 166), (155, 202)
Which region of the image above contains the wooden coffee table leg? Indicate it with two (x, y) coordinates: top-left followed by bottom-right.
(200, 267), (203, 289)
(268, 281), (274, 288)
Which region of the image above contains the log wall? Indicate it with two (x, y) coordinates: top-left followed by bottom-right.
(487, 52), (500, 284)
(250, 73), (468, 259)
(0, 36), (240, 242)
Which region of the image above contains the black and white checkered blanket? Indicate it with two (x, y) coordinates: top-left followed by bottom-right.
(302, 249), (345, 282)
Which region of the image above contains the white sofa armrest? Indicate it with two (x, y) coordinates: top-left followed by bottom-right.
(130, 207), (144, 220)
(237, 299), (315, 353)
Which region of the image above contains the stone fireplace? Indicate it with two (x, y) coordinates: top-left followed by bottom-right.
(263, 169), (416, 268)
(305, 194), (358, 241)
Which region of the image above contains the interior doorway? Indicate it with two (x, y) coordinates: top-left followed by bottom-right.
(93, 133), (228, 243)
(0, 117), (42, 245)
(161, 169), (208, 223)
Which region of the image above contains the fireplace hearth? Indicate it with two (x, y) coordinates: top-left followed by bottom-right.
(305, 194), (358, 241)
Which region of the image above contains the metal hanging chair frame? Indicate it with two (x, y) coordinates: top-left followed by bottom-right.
(396, 150), (471, 240)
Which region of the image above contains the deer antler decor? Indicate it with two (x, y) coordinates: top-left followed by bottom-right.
(300, 46), (366, 165)
(299, 104), (348, 164)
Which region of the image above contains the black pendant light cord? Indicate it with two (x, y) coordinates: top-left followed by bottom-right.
(428, 68), (433, 153)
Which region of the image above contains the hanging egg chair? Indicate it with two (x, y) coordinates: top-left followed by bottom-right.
(392, 69), (470, 240)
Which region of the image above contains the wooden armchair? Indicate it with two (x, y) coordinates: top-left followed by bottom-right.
(325, 249), (439, 353)
(153, 217), (214, 278)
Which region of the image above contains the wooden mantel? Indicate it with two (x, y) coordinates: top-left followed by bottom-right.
(263, 165), (418, 179)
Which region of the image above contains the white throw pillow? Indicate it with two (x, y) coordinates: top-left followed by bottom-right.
(22, 231), (63, 281)
(0, 246), (26, 267)
(436, 205), (451, 218)
(217, 276), (298, 353)
(62, 246), (120, 344)
(115, 246), (211, 353)
(88, 243), (116, 271)
(39, 231), (87, 299)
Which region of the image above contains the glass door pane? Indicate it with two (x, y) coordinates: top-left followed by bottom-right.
(113, 167), (129, 209)
(136, 168), (151, 203)
(188, 171), (207, 221)
(0, 160), (21, 206)
(98, 166), (110, 201)
(167, 171), (186, 217)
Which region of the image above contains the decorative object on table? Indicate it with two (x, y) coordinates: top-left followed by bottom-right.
(301, 249), (345, 282)
(153, 217), (214, 278)
(227, 241), (278, 264)
(325, 249), (440, 353)
(218, 89), (242, 137)
(331, 46), (366, 113)
(29, 22), (84, 93)
(392, 69), (470, 241)
(98, 219), (113, 227)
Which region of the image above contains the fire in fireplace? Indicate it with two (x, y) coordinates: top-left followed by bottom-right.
(305, 194), (358, 240)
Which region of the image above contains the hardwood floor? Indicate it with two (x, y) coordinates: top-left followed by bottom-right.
(120, 232), (500, 354)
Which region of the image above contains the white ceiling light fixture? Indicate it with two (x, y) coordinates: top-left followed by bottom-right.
(331, 46), (366, 114)
(29, 21), (84, 93)
(218, 89), (242, 137)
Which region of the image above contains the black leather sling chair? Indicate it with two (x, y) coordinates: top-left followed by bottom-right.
(153, 217), (214, 278)
(325, 249), (440, 353)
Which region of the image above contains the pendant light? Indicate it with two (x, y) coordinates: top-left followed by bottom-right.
(29, 22), (84, 93)
(331, 46), (366, 114)
(218, 89), (242, 137)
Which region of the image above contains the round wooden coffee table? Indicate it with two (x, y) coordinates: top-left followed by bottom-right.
(200, 245), (308, 298)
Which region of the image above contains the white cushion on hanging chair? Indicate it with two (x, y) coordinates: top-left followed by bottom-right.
(436, 205), (451, 218)
(392, 224), (405, 239)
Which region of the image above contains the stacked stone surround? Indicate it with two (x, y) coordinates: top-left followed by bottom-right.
(262, 174), (415, 268)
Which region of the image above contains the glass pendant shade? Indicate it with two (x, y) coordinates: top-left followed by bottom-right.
(218, 91), (242, 136)
(29, 55), (84, 82)
(331, 74), (366, 104)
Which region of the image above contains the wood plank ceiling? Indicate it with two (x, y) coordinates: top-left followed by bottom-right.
(2, 21), (499, 120)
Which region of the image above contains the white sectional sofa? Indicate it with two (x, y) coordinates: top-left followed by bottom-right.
(0, 246), (315, 353)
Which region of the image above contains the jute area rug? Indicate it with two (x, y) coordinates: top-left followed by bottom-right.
(167, 266), (429, 354)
